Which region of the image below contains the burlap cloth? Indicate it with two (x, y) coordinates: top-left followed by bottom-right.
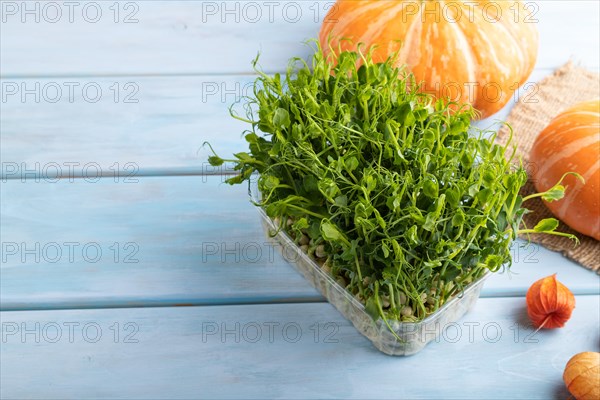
(495, 62), (600, 274)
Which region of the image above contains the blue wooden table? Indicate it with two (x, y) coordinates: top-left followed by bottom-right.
(1, 1), (599, 398)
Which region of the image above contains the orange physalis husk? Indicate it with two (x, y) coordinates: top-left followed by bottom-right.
(564, 352), (600, 400)
(526, 274), (575, 329)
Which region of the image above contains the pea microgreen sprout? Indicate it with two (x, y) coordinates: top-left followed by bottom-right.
(206, 40), (579, 330)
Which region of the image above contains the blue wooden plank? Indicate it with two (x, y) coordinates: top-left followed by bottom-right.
(0, 175), (321, 310)
(1, 296), (599, 399)
(2, 176), (598, 311)
(0, 75), (254, 177)
(1, 1), (598, 77)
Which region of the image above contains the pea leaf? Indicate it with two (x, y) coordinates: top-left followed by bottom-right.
(334, 195), (348, 207)
(541, 185), (566, 202)
(476, 188), (493, 205)
(292, 217), (309, 230)
(533, 218), (559, 233)
(321, 221), (349, 246)
(273, 108), (290, 129)
(208, 155), (224, 166)
(423, 176), (438, 199)
(261, 175), (279, 190)
(345, 156), (359, 172)
(452, 210), (466, 227)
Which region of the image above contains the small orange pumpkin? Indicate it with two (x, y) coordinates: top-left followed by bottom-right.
(529, 100), (600, 240)
(319, 0), (539, 118)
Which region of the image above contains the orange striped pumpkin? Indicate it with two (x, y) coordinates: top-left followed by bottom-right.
(530, 100), (600, 240)
(319, 1), (539, 118)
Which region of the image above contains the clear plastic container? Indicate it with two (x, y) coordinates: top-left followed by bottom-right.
(250, 183), (490, 356)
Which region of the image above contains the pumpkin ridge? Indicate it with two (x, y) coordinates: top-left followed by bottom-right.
(398, 0), (423, 68)
(556, 111), (600, 119)
(398, 6), (423, 68)
(536, 135), (599, 177)
(537, 126), (597, 159)
(320, 2), (384, 48)
(361, 2), (413, 49)
(452, 4), (516, 113)
(493, 2), (537, 83)
(445, 15), (478, 106)
(550, 112), (600, 127)
(555, 159), (600, 217)
(350, 2), (394, 48)
(533, 125), (599, 150)
(490, 16), (526, 78)
(473, 25), (509, 75)
(498, 5), (527, 73)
